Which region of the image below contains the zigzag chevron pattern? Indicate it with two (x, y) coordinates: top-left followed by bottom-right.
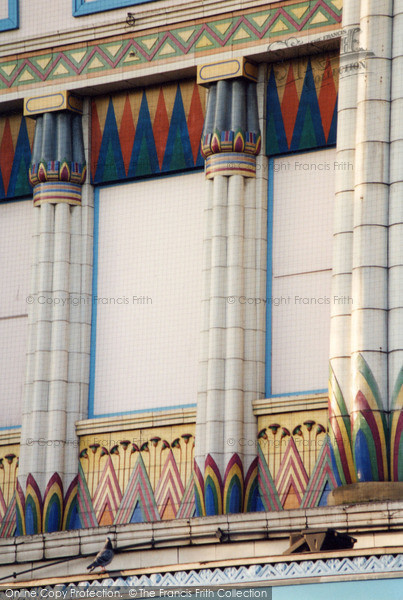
(115, 453), (159, 524)
(78, 430), (195, 525)
(0, 115), (34, 200)
(91, 81), (205, 184)
(92, 456), (122, 525)
(0, 488), (6, 523)
(177, 474), (197, 519)
(0, 492), (16, 538)
(301, 435), (338, 507)
(155, 450), (185, 519)
(258, 416), (338, 510)
(0, 1), (342, 91)
(266, 53), (339, 155)
(257, 445), (282, 511)
(77, 462), (97, 529)
(275, 438), (309, 509)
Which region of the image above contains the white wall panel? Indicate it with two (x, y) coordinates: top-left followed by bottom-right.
(0, 317), (28, 427)
(0, 199), (31, 427)
(270, 148), (336, 395)
(272, 148), (335, 277)
(271, 272), (332, 394)
(0, 200), (32, 319)
(93, 172), (204, 415)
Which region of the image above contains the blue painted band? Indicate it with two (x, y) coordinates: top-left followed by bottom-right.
(265, 158), (274, 397)
(73, 0), (155, 17)
(0, 0), (19, 32)
(268, 389), (328, 398)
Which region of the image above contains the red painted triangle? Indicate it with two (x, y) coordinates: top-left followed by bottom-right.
(0, 119), (14, 196)
(119, 95), (135, 175)
(153, 88), (170, 170)
(187, 83), (205, 164)
(281, 65), (299, 149)
(318, 56), (337, 142)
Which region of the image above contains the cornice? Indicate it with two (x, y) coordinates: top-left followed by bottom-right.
(0, 0), (342, 100)
(0, 0), (286, 57)
(76, 406), (196, 435)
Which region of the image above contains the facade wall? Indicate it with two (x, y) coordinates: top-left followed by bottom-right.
(0, 0), (402, 591)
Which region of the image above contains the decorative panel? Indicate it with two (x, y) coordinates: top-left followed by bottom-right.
(0, 443), (19, 537)
(0, 2), (342, 92)
(78, 424), (195, 525)
(0, 114), (34, 201)
(266, 53), (339, 155)
(91, 80), (206, 184)
(257, 407), (336, 510)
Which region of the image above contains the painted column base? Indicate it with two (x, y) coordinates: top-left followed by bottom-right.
(33, 181), (82, 206)
(328, 482), (403, 505)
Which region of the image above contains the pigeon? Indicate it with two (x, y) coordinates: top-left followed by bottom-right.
(87, 537), (114, 573)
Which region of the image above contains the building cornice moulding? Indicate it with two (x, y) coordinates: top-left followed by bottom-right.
(0, 428), (20, 446)
(0, 0), (288, 57)
(0, 1), (342, 101)
(1, 501), (402, 568)
(253, 393), (328, 415)
(76, 407), (196, 435)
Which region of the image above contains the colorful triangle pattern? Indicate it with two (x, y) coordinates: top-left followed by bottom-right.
(266, 53), (339, 155)
(258, 429), (339, 510)
(115, 453), (159, 524)
(0, 115), (34, 201)
(154, 450), (184, 519)
(301, 435), (338, 507)
(0, 492), (16, 538)
(91, 80), (205, 184)
(92, 456), (123, 525)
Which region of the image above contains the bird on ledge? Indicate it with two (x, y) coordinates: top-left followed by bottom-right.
(87, 537), (114, 573)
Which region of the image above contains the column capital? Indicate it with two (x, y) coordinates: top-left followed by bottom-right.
(197, 57), (258, 86)
(25, 93), (87, 206)
(198, 67), (261, 176)
(23, 91), (83, 117)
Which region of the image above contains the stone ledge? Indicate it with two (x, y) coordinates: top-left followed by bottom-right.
(328, 482), (403, 506)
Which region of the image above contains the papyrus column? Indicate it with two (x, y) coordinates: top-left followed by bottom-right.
(350, 0), (392, 483)
(328, 0), (361, 487)
(195, 59), (264, 515)
(329, 0), (403, 503)
(389, 0), (403, 481)
(18, 92), (89, 533)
